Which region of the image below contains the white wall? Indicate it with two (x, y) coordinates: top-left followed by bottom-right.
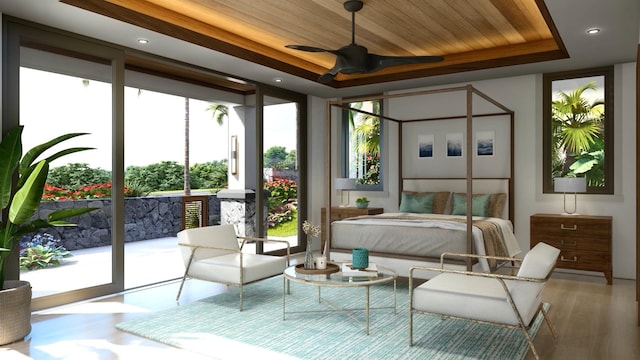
(309, 63), (637, 279)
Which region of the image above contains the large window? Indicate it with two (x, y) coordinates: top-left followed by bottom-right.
(342, 99), (383, 190)
(543, 67), (614, 194)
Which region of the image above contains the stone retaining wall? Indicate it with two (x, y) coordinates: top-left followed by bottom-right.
(30, 195), (221, 251)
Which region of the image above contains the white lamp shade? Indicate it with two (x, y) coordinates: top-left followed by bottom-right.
(335, 178), (357, 190)
(554, 177), (586, 193)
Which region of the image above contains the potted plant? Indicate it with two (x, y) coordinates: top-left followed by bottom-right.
(0, 125), (96, 345)
(355, 197), (369, 209)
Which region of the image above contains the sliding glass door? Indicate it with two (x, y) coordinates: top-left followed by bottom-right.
(19, 48), (115, 298)
(258, 87), (307, 256)
(5, 20), (125, 310)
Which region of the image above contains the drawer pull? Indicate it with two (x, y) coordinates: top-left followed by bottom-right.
(560, 239), (577, 247)
(560, 224), (577, 231)
(560, 256), (578, 262)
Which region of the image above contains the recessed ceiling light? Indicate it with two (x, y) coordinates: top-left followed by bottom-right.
(273, 77), (283, 83)
(137, 38), (150, 44)
(586, 28), (601, 35)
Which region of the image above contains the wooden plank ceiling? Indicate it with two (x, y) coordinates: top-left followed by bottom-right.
(62, 0), (567, 88)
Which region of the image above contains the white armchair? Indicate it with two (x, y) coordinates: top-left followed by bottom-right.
(409, 242), (560, 360)
(176, 224), (290, 310)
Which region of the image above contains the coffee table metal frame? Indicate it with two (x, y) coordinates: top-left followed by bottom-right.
(282, 263), (397, 335)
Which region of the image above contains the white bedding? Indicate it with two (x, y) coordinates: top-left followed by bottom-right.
(331, 213), (521, 272)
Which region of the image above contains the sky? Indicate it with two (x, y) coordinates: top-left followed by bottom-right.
(19, 68), (297, 171)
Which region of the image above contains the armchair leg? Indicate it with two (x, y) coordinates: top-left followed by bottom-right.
(239, 284), (243, 311)
(176, 271), (189, 301)
(409, 310), (414, 346)
(520, 325), (540, 360)
(541, 304), (558, 340)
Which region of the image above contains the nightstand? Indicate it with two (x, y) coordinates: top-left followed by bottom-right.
(320, 207), (383, 253)
(530, 213), (612, 284)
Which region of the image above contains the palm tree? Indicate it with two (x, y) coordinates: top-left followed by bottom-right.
(551, 81), (604, 178)
(347, 100), (381, 184)
(183, 102), (228, 196)
(206, 103), (229, 127)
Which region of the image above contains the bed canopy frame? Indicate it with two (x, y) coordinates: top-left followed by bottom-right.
(324, 84), (514, 271)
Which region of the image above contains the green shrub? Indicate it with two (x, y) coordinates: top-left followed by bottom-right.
(264, 177), (297, 228)
(19, 233), (72, 270)
(47, 163), (111, 189)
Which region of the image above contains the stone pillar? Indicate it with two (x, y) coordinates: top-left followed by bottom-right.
(217, 189), (266, 237)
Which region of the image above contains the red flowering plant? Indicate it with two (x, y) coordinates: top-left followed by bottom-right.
(42, 182), (136, 201)
(264, 178), (298, 228)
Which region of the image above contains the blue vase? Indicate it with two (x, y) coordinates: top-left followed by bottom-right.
(352, 248), (369, 269)
(356, 202), (369, 209)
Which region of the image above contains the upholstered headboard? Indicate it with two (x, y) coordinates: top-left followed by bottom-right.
(402, 178), (511, 221)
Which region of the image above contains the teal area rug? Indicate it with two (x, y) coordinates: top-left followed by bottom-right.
(116, 276), (548, 359)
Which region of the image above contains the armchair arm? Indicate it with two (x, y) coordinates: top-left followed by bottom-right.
(409, 264), (546, 284)
(438, 252), (523, 268)
(238, 236), (291, 266)
(177, 242), (240, 253)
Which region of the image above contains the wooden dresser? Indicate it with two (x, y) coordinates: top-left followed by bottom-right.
(530, 213), (612, 284)
(320, 207), (383, 253)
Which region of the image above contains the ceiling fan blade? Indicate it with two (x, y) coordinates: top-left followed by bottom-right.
(287, 1), (444, 83)
(285, 44), (331, 53)
(318, 66), (340, 84)
(367, 54), (444, 72)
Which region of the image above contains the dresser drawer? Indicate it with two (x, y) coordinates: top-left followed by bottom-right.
(530, 236), (609, 252)
(530, 213), (612, 284)
(555, 250), (611, 272)
(530, 216), (611, 239)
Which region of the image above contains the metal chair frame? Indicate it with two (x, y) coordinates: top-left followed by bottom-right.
(177, 234), (290, 311)
(409, 252), (558, 360)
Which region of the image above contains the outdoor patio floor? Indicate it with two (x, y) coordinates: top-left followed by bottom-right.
(20, 235), (298, 299)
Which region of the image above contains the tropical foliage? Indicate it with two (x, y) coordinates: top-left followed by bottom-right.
(47, 163), (111, 189)
(42, 182), (139, 200)
(19, 232), (72, 270)
(264, 146), (296, 170)
(551, 81), (605, 187)
(347, 100), (381, 185)
(0, 126), (97, 288)
(264, 178), (297, 228)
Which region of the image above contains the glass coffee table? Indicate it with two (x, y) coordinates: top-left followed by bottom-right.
(282, 263), (397, 335)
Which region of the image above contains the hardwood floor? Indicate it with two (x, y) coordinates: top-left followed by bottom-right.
(1, 271), (638, 359)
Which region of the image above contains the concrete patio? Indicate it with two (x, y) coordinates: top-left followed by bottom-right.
(20, 235), (298, 298)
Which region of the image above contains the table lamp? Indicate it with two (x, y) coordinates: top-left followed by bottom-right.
(554, 177), (586, 215)
(335, 178), (356, 207)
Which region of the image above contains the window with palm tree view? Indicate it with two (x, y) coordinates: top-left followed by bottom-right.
(344, 100), (382, 190)
(543, 67), (613, 194)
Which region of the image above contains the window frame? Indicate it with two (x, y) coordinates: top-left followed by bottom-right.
(542, 66), (614, 194)
(340, 98), (384, 191)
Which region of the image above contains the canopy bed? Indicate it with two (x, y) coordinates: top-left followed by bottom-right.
(323, 85), (518, 278)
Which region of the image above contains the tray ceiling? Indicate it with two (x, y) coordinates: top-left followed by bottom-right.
(62, 0), (568, 88)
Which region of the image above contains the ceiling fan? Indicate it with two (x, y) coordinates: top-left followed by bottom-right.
(286, 0), (444, 84)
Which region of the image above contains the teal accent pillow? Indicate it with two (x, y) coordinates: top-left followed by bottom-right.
(451, 194), (491, 216)
(399, 192), (435, 213)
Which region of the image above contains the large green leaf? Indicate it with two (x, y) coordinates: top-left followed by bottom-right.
(19, 132), (91, 175)
(12, 219), (50, 238)
(48, 207), (98, 222)
(11, 208), (98, 237)
(0, 223), (17, 253)
(0, 126), (23, 210)
(9, 160), (49, 224)
(570, 158), (598, 174)
(17, 147), (94, 188)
